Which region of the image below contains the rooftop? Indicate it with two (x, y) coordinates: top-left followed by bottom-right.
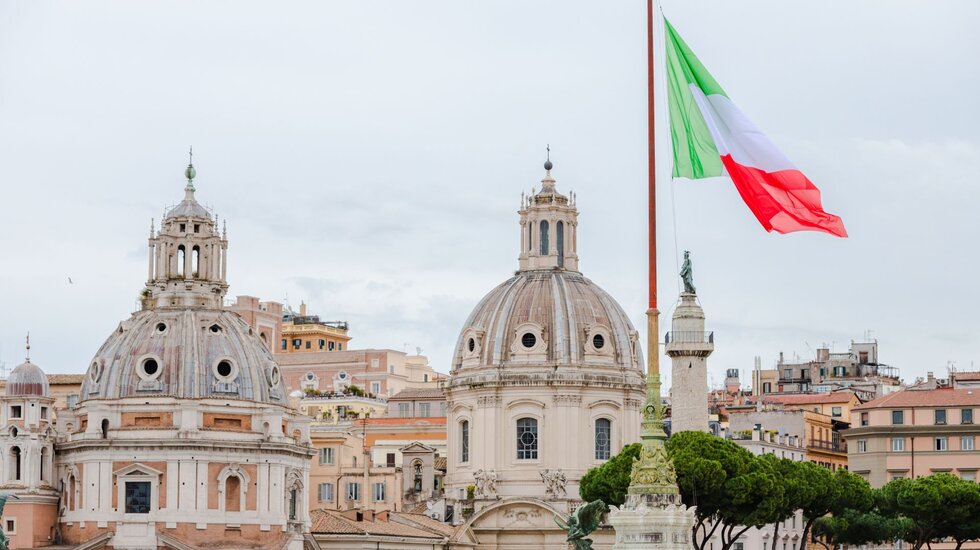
(763, 391), (859, 406)
(853, 387), (980, 410)
(389, 388), (446, 400)
(310, 509), (454, 539)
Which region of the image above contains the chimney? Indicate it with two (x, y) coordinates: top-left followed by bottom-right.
(927, 371), (934, 381)
(779, 352), (784, 363)
(300, 301), (307, 316)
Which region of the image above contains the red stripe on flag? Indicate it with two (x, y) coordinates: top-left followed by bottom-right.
(721, 155), (848, 238)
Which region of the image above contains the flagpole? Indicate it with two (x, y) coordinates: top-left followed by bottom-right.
(623, 0), (680, 505)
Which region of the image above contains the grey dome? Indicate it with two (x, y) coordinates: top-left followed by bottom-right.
(165, 196), (211, 219)
(81, 309), (286, 404)
(452, 270), (642, 372)
(6, 360), (49, 397)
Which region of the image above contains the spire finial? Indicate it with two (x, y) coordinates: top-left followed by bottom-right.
(25, 332), (30, 362)
(184, 146), (197, 192)
(544, 144), (553, 171)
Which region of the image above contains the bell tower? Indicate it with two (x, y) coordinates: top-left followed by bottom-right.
(143, 153), (229, 310)
(518, 152), (580, 272)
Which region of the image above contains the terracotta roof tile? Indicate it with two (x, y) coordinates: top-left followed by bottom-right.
(954, 372), (980, 382)
(764, 392), (858, 405)
(389, 388), (446, 400)
(853, 388), (980, 410)
(309, 509), (451, 539)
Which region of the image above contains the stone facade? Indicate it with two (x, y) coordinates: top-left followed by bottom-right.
(444, 162), (644, 548)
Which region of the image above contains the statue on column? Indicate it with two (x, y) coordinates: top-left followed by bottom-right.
(680, 250), (696, 294)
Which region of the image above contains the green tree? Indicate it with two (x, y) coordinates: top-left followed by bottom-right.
(796, 464), (873, 550)
(878, 473), (980, 550)
(756, 454), (817, 550)
(668, 431), (788, 550)
(579, 443), (640, 507)
(812, 509), (909, 549)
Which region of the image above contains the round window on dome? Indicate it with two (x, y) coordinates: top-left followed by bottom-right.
(467, 338), (475, 353)
(592, 334), (605, 350)
(209, 324), (222, 333)
(269, 365), (282, 387)
(89, 361), (102, 383)
(141, 358), (160, 378)
(521, 332), (537, 349)
(213, 359), (237, 381)
(156, 323), (167, 333)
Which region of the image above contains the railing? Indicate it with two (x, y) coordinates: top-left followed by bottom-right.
(302, 392), (387, 404)
(664, 331), (714, 344)
(807, 439), (847, 453)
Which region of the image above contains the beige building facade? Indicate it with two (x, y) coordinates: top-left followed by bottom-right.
(844, 387), (980, 487)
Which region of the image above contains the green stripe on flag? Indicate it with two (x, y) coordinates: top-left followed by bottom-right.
(665, 18), (724, 179)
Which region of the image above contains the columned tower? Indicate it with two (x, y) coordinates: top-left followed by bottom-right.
(666, 285), (713, 433)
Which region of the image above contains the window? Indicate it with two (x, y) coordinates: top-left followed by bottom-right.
(961, 471), (977, 482)
(373, 482), (386, 502)
(963, 409), (974, 424)
(10, 406), (21, 419)
(328, 342), (335, 351)
(832, 406), (842, 418)
(41, 407), (48, 420)
(892, 410), (904, 425)
(413, 462), (423, 492)
(860, 412), (869, 426)
(891, 437), (905, 452)
(962, 436), (975, 451)
(386, 453), (396, 467)
(556, 221), (564, 267)
(317, 483), (334, 502)
(67, 394), (78, 408)
(3, 519), (13, 535)
(371, 382), (381, 395)
(517, 418), (538, 460)
(292, 339), (301, 349)
(521, 332), (537, 348)
(539, 220), (549, 255)
(783, 369), (792, 379)
(935, 409), (947, 425)
(305, 340), (311, 349)
(346, 482), (360, 501)
(319, 447), (335, 465)
(424, 374), (429, 382)
(857, 440), (867, 453)
(461, 420), (470, 462)
(935, 437), (948, 451)
(125, 481), (151, 513)
(338, 343), (342, 351)
(595, 418), (611, 460)
(891, 473), (906, 481)
(398, 403), (410, 417)
(419, 403), (431, 417)
(440, 402), (447, 416)
(281, 339), (287, 350)
(289, 489), (298, 520)
(318, 339), (325, 350)
(763, 382), (771, 393)
(593, 334), (605, 349)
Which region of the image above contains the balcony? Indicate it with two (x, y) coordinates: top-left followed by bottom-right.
(664, 331), (714, 344)
(664, 331), (714, 357)
(807, 439), (847, 454)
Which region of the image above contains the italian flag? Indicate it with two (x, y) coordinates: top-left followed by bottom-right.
(665, 19), (847, 237)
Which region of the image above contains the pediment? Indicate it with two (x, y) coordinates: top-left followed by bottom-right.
(399, 441), (436, 453)
(113, 462), (164, 477)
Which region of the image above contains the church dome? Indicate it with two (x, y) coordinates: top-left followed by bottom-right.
(81, 309), (285, 403)
(453, 270), (642, 372)
(452, 161), (641, 373)
(6, 360), (49, 397)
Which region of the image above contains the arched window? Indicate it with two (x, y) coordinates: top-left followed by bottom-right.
(556, 221), (564, 267)
(595, 418), (611, 460)
(413, 461), (423, 492)
(10, 446), (21, 481)
(191, 245), (200, 278)
(539, 221), (549, 255)
(527, 222), (533, 252)
(176, 245), (186, 278)
(225, 476), (241, 512)
(460, 420), (470, 463)
(101, 418), (109, 439)
(516, 418), (538, 460)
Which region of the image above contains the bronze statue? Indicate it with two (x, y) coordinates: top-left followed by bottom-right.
(555, 500), (608, 549)
(0, 493), (18, 550)
(680, 250), (696, 294)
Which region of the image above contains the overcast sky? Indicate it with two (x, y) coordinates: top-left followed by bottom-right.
(1, 1), (977, 390)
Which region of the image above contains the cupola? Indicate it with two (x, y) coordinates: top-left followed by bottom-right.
(518, 153), (579, 272)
